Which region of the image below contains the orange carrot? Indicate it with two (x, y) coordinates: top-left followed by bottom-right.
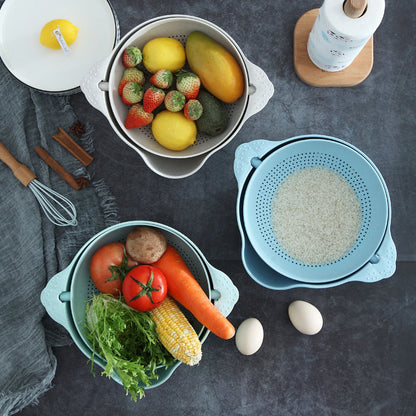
(152, 244), (235, 340)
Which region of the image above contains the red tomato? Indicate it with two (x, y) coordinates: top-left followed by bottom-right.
(122, 265), (167, 311)
(89, 242), (138, 295)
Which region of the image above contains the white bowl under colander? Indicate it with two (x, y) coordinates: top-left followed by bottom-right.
(240, 137), (390, 284)
(81, 15), (274, 178)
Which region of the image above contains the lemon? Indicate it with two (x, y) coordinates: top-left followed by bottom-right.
(142, 37), (186, 74)
(40, 19), (78, 50)
(152, 111), (197, 151)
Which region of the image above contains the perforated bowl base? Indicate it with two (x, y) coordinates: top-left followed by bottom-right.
(70, 221), (211, 354)
(243, 138), (389, 283)
(108, 16), (249, 159)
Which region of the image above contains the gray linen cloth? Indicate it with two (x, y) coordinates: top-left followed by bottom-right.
(0, 57), (119, 415)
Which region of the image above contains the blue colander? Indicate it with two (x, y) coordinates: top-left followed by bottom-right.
(239, 136), (391, 284)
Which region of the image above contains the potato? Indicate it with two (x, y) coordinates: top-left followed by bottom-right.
(125, 226), (167, 264)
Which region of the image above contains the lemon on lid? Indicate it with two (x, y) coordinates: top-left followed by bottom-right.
(142, 37), (185, 73)
(152, 110), (196, 151)
(40, 19), (78, 50)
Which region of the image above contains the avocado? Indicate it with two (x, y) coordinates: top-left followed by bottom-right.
(196, 90), (229, 136)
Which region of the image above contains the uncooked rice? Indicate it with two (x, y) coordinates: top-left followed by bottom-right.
(271, 166), (362, 265)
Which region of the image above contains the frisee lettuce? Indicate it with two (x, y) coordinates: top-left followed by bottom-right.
(85, 293), (175, 401)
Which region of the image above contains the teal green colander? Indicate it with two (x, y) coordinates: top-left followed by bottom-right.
(70, 222), (213, 350)
(41, 220), (238, 390)
(242, 137), (389, 283)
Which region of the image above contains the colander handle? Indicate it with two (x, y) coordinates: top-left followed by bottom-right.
(234, 139), (281, 189)
(208, 265), (239, 317)
(347, 228), (397, 283)
(242, 57), (274, 122)
(40, 265), (73, 332)
(80, 57), (111, 117)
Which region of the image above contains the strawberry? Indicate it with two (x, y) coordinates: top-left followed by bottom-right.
(164, 90), (185, 112)
(122, 46), (142, 68)
(176, 70), (200, 100)
(125, 104), (154, 129)
(149, 69), (173, 89)
(118, 68), (145, 95)
(143, 86), (165, 113)
(121, 82), (144, 105)
(183, 99), (203, 121)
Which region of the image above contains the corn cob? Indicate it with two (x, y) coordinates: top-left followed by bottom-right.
(150, 296), (202, 366)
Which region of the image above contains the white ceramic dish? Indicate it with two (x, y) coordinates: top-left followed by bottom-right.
(0, 0), (119, 94)
(81, 15), (274, 178)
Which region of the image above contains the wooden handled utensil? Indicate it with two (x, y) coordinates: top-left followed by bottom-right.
(0, 141), (77, 227)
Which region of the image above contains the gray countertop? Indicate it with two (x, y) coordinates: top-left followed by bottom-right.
(18, 0), (416, 415)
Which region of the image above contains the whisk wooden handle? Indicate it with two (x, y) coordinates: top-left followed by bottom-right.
(0, 141), (36, 187)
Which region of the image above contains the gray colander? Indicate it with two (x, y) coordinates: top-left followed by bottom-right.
(41, 220), (238, 389)
(235, 136), (395, 284)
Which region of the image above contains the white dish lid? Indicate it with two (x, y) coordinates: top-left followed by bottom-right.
(0, 0), (119, 94)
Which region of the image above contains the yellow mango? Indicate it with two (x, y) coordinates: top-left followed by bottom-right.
(185, 31), (244, 103)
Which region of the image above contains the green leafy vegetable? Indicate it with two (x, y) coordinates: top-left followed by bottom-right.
(85, 293), (175, 400)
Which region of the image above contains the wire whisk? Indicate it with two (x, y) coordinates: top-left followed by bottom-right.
(0, 141), (77, 227)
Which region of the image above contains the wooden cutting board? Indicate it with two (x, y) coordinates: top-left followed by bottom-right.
(293, 8), (374, 87)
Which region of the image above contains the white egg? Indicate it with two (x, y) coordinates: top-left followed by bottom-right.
(235, 317), (264, 355)
(288, 300), (323, 335)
